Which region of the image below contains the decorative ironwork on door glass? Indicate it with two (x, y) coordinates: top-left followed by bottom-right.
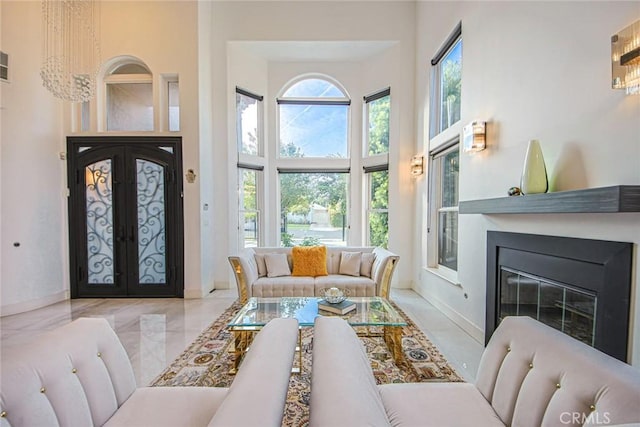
(137, 159), (166, 284)
(85, 160), (114, 284)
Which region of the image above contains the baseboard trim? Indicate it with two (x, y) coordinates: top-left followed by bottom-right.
(413, 286), (484, 344)
(0, 291), (69, 317)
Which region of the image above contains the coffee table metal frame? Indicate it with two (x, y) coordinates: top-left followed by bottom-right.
(227, 296), (407, 373)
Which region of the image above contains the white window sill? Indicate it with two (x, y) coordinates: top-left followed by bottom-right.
(423, 266), (461, 287)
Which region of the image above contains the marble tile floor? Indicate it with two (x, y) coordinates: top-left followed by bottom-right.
(0, 288), (483, 386)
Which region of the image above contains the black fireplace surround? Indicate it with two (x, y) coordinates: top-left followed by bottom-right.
(486, 231), (633, 362)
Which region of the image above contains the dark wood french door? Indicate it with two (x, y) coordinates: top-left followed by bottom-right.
(67, 137), (183, 297)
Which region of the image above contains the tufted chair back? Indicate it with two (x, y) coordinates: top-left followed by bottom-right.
(475, 316), (640, 426)
(0, 318), (136, 427)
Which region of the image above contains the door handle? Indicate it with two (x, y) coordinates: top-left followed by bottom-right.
(130, 226), (136, 242)
(117, 226), (126, 242)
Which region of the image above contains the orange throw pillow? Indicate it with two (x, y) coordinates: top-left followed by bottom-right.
(292, 245), (328, 277)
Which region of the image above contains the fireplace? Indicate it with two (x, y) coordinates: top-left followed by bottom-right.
(486, 231), (632, 362)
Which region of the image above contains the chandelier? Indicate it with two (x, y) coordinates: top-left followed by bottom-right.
(40, 0), (101, 103)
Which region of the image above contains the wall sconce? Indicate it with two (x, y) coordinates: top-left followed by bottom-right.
(612, 20), (640, 95)
(411, 155), (424, 176)
(185, 169), (197, 183)
(462, 120), (486, 153)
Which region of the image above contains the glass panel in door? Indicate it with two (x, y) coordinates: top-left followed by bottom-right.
(136, 159), (166, 284)
(85, 160), (115, 284)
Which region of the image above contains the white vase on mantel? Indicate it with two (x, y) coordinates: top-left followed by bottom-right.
(520, 139), (548, 194)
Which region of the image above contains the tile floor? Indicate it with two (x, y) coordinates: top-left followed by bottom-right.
(0, 288), (483, 385)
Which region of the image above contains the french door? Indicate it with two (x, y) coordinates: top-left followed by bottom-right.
(67, 137), (183, 297)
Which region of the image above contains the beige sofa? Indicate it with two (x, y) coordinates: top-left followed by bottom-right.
(0, 317), (299, 427)
(229, 246), (399, 303)
(310, 316), (640, 427)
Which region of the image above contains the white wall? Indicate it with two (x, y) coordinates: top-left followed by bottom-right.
(414, 1), (640, 366)
(211, 1), (417, 289)
(1, 1), (67, 315)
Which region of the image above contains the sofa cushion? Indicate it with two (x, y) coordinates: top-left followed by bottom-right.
(379, 382), (504, 427)
(339, 251), (362, 276)
(252, 276), (315, 297)
(255, 253), (267, 277)
(361, 252), (376, 277)
(103, 387), (227, 427)
(292, 245), (328, 277)
(264, 253), (291, 277)
(314, 275), (375, 297)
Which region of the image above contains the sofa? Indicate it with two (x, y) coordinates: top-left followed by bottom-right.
(229, 246), (399, 303)
(0, 316), (299, 427)
(310, 315), (640, 427)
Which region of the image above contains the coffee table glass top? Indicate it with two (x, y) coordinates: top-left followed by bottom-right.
(228, 297), (407, 328)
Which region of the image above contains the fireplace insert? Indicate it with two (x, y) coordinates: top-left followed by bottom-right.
(486, 231), (632, 362)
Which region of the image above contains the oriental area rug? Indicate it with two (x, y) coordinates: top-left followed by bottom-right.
(151, 299), (463, 427)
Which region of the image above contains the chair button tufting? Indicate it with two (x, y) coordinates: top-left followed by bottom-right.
(556, 383), (561, 389)
(507, 346), (511, 352)
(97, 352), (102, 358)
(529, 363), (533, 368)
(590, 405), (596, 411)
(72, 368), (77, 374)
(40, 387), (46, 393)
(1, 411), (6, 418)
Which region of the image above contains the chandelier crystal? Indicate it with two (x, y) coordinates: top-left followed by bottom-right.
(41, 0), (101, 103)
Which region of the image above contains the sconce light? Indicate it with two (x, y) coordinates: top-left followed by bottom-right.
(411, 155), (424, 176)
(185, 169), (197, 183)
(612, 20), (640, 96)
(462, 120), (486, 153)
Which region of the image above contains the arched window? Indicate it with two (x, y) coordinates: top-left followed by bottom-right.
(277, 76), (351, 246)
(277, 77), (350, 158)
(104, 58), (153, 131)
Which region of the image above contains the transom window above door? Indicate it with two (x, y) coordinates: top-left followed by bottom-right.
(277, 77), (351, 158)
(105, 60), (154, 132)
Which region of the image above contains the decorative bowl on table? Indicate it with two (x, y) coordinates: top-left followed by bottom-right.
(320, 287), (350, 304)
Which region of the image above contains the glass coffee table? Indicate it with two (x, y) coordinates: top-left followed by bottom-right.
(227, 296), (407, 373)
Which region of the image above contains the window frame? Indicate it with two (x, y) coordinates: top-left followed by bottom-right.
(429, 23), (462, 140)
(164, 75), (180, 132)
(276, 76), (351, 160)
(238, 166), (263, 248)
(275, 76), (352, 247)
(236, 87), (264, 157)
(427, 140), (460, 277)
(362, 86), (390, 248)
(104, 73), (154, 132)
(364, 166), (389, 248)
(235, 87), (265, 249)
(363, 87), (391, 158)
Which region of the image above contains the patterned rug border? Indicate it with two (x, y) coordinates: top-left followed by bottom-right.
(151, 298), (464, 426)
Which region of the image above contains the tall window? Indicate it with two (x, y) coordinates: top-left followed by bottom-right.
(236, 87), (264, 248)
(277, 76), (350, 246)
(239, 168), (262, 248)
(428, 24), (462, 273)
(363, 87), (390, 248)
(105, 62), (153, 131)
(430, 145), (459, 270)
(429, 23), (462, 138)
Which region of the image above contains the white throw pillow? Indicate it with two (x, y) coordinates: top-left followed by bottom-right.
(264, 253), (291, 278)
(360, 252), (376, 278)
(254, 254), (267, 277)
(339, 251), (362, 277)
